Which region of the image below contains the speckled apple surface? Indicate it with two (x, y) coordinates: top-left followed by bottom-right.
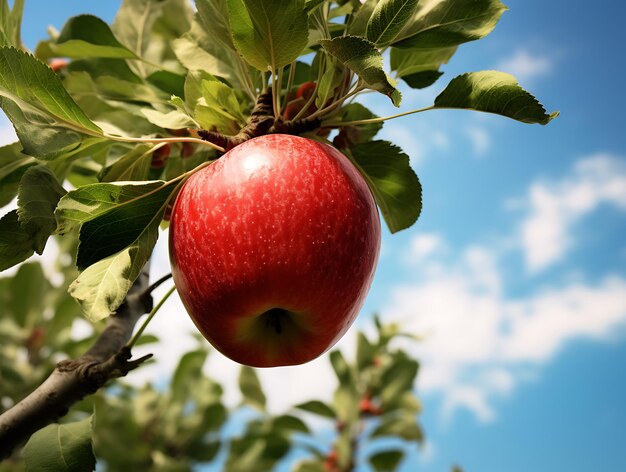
(169, 134), (380, 367)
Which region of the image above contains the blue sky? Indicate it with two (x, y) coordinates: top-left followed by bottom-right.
(3, 1), (626, 471)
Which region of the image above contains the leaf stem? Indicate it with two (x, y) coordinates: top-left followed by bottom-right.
(307, 85), (364, 121)
(144, 273), (173, 295)
(127, 284), (176, 349)
(103, 135), (225, 153)
(322, 105), (435, 127)
(274, 67), (284, 119)
(282, 61), (297, 114)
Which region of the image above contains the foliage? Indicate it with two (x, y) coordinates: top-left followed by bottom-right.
(0, 0), (556, 322)
(0, 257), (426, 471)
(0, 0), (557, 470)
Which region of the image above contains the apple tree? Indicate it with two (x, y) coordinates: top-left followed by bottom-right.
(0, 0), (556, 469)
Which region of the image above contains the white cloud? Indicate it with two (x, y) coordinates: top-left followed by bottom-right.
(409, 233), (444, 261)
(496, 49), (552, 82)
(465, 126), (490, 156)
(520, 154), (626, 272)
(384, 240), (626, 422)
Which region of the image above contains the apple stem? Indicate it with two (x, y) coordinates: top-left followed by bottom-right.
(144, 273), (173, 295)
(127, 284), (177, 349)
(196, 90), (323, 152)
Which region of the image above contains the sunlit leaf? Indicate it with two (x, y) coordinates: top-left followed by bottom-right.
(226, 0), (309, 71)
(349, 140), (422, 233)
(435, 71), (560, 124)
(393, 0), (507, 49)
(50, 15), (137, 59)
(320, 36), (401, 106)
(367, 0), (419, 47)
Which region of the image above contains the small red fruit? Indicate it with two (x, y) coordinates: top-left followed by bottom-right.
(181, 142), (195, 159)
(284, 101), (304, 121)
(324, 450), (339, 472)
(48, 58), (69, 71)
(169, 134), (380, 367)
(151, 144), (171, 169)
(296, 81), (317, 101)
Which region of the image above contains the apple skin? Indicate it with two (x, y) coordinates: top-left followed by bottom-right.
(169, 134), (380, 367)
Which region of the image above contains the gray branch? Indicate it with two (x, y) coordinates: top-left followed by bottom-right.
(0, 266), (154, 459)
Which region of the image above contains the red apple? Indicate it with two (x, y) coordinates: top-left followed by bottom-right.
(169, 134), (380, 367)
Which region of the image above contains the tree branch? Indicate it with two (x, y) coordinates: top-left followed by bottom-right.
(0, 266), (154, 459)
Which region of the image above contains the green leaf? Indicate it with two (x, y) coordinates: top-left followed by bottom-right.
(320, 36), (401, 106)
(64, 71), (170, 106)
(329, 350), (353, 386)
(24, 416), (95, 472)
(141, 108), (196, 130)
(171, 350), (209, 404)
(239, 365), (266, 411)
(98, 144), (153, 182)
(0, 0), (24, 48)
(200, 79), (246, 126)
(55, 180), (169, 235)
(348, 0), (377, 37)
(390, 46), (456, 89)
(112, 0), (164, 60)
(366, 0), (419, 47)
(385, 391), (422, 414)
(349, 141), (422, 233)
(0, 47), (102, 135)
(369, 449), (405, 472)
(0, 210), (34, 271)
(294, 400), (337, 419)
(315, 61), (343, 110)
(293, 460), (326, 472)
(380, 358), (419, 405)
(273, 415), (309, 434)
(305, 0), (325, 14)
(196, 0), (237, 51)
(393, 0), (507, 49)
(67, 211), (162, 321)
(51, 15), (137, 59)
(173, 22), (239, 82)
(332, 103), (382, 148)
(356, 332), (376, 370)
(0, 141), (37, 207)
(226, 0), (309, 71)
(370, 415), (424, 443)
(59, 181), (175, 321)
(16, 166), (67, 254)
(333, 386), (360, 423)
(75, 181), (174, 270)
(5, 262), (50, 328)
(434, 71), (560, 125)
(0, 97), (84, 160)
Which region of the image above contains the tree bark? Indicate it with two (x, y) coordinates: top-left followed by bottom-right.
(0, 266), (154, 460)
